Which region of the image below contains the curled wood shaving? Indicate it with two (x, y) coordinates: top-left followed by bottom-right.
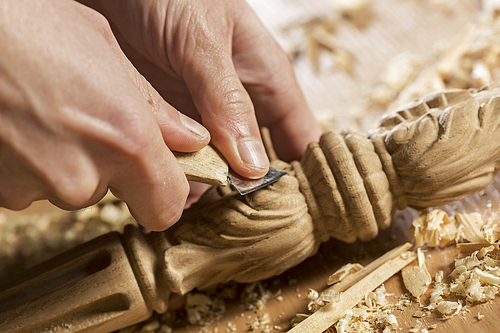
(410, 210), (491, 248)
(455, 212), (487, 243)
(333, 0), (372, 27)
(327, 263), (364, 285)
(482, 223), (500, 243)
(410, 209), (457, 247)
(436, 301), (462, 318)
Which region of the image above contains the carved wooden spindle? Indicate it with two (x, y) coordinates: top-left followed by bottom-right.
(293, 84), (500, 243)
(2, 84), (500, 332)
(0, 225), (173, 332)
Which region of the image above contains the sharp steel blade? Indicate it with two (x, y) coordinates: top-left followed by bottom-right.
(228, 167), (287, 195)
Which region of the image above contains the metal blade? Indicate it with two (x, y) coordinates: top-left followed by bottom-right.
(228, 166), (287, 195)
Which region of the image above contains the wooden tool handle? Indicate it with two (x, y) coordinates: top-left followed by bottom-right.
(173, 145), (229, 187)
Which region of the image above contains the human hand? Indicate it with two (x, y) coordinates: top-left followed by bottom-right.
(80, 0), (323, 179)
(0, 0), (210, 230)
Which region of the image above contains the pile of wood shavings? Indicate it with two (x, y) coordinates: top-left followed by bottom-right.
(332, 285), (400, 333)
(290, 254), (415, 332)
(185, 293), (226, 326)
(118, 280), (281, 333)
(293, 284), (413, 332)
(280, 0), (374, 73)
(405, 209), (500, 321)
(406, 242), (500, 323)
(366, 1), (500, 114)
(389, 2), (500, 110)
(410, 209), (500, 248)
(290, 209), (500, 332)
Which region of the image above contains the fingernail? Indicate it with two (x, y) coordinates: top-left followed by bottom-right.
(180, 114), (209, 139)
(237, 139), (269, 170)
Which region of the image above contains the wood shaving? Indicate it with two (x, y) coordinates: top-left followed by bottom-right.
(455, 212), (487, 243)
(290, 247), (415, 332)
(280, 6), (359, 73)
(290, 314), (309, 327)
(410, 210), (493, 248)
(248, 313), (272, 332)
(242, 282), (274, 311)
(306, 288), (341, 313)
(333, 0), (372, 27)
(482, 223), (500, 243)
(185, 293), (226, 326)
(410, 209), (457, 247)
(412, 310), (426, 318)
(390, 10), (500, 110)
(306, 23), (352, 72)
(401, 255), (432, 299)
(327, 263), (364, 285)
(368, 52), (422, 108)
(435, 301), (462, 318)
(332, 285), (399, 333)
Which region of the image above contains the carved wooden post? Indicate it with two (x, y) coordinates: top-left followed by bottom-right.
(291, 85), (500, 243)
(2, 84), (500, 332)
(0, 226), (172, 332)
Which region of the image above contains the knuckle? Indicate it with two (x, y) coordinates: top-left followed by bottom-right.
(218, 79), (252, 115)
(160, 205), (185, 230)
(52, 176), (100, 208)
(143, 193), (188, 232)
(112, 120), (153, 160)
(79, 6), (115, 44)
(83, 6), (109, 28)
(40, 157), (101, 208)
(158, 182), (190, 230)
(0, 192), (34, 211)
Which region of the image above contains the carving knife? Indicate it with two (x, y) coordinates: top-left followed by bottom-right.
(173, 145), (287, 195)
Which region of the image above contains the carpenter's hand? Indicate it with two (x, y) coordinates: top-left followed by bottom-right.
(81, 0), (323, 179)
(0, 0), (210, 231)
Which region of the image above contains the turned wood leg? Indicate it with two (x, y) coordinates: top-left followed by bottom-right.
(0, 225), (171, 333)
